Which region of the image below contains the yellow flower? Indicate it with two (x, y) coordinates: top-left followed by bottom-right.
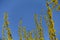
(47, 6), (52, 19)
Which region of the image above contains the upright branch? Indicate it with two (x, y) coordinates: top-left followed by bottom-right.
(3, 12), (13, 40)
(23, 27), (28, 40)
(18, 19), (23, 40)
(45, 1), (58, 40)
(39, 16), (44, 40)
(34, 14), (44, 40)
(28, 31), (33, 40)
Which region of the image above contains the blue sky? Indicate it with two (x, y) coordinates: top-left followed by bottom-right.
(0, 0), (60, 40)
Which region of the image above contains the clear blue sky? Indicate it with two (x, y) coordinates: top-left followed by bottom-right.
(0, 0), (60, 40)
